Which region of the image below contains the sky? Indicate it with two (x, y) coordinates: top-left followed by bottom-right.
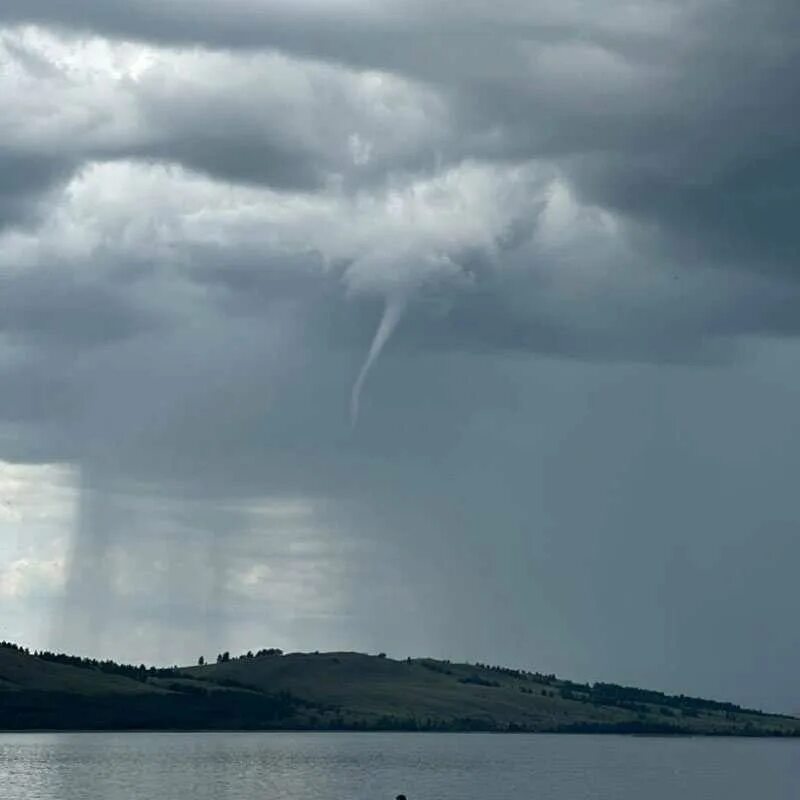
(0, 1), (799, 713)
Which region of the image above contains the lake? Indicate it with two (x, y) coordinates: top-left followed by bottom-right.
(1, 731), (798, 799)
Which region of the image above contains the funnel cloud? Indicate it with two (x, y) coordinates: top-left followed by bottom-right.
(351, 295), (407, 428)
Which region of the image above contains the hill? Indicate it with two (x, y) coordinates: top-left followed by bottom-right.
(184, 650), (800, 736)
(1, 642), (798, 735)
(0, 642), (160, 695)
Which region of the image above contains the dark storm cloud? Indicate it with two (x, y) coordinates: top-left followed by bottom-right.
(1, 29), (448, 205)
(0, 0), (386, 53)
(4, 1), (799, 287)
(126, 66), (445, 192)
(0, 150), (75, 230)
(1, 0), (798, 467)
(0, 268), (156, 347)
(0, 0), (583, 75)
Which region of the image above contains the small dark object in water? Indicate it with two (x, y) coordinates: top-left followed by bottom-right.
(396, 796), (407, 800)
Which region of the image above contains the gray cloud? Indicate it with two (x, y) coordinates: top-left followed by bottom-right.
(0, 150), (75, 230)
(0, 268), (155, 348)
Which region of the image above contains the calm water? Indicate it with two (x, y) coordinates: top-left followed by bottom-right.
(0, 732), (798, 799)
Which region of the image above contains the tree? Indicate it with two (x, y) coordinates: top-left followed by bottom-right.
(197, 656), (205, 666)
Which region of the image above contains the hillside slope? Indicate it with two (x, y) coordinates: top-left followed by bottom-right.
(0, 644), (311, 730)
(2, 643), (798, 735)
(0, 645), (157, 695)
(185, 650), (800, 736)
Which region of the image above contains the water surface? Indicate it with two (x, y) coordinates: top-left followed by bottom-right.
(1, 731), (797, 799)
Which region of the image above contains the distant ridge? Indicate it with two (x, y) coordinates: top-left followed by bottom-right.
(1, 641), (798, 735)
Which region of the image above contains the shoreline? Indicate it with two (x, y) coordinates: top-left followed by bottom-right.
(2, 728), (799, 738)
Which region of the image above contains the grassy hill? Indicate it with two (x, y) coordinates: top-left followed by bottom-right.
(2, 642), (798, 735)
(0, 644), (160, 695)
(0, 643), (304, 730)
(185, 650), (800, 736)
